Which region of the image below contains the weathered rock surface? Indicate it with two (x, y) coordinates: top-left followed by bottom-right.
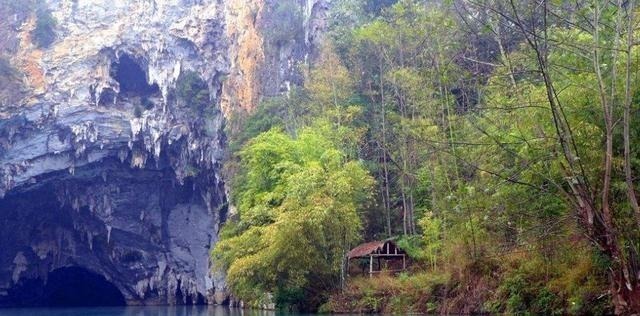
(0, 0), (329, 306)
(0, 0), (228, 305)
(222, 0), (330, 114)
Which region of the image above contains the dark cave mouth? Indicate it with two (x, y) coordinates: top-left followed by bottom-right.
(111, 53), (160, 97)
(0, 160), (227, 307)
(4, 267), (125, 307)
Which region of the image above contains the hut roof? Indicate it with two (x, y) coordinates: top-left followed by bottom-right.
(347, 240), (404, 259)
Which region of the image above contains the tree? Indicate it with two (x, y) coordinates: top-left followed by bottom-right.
(306, 43), (356, 122)
(461, 0), (640, 312)
(346, 0), (467, 237)
(213, 122), (374, 311)
(219, 0), (640, 312)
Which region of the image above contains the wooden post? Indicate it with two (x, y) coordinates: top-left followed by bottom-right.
(341, 254), (346, 290)
(369, 255), (373, 278)
(402, 254), (406, 270)
(346, 258), (350, 277)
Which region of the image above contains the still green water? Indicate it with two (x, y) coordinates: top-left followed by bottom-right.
(0, 306), (308, 316)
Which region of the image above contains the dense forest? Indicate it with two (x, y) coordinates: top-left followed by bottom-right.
(213, 0), (640, 314)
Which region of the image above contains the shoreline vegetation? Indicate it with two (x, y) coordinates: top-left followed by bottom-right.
(214, 0), (640, 314)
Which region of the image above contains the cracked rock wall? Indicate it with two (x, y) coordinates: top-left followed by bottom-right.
(0, 0), (228, 305)
(222, 0), (330, 115)
(0, 0), (330, 306)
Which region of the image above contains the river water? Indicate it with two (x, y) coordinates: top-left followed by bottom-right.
(0, 306), (305, 316)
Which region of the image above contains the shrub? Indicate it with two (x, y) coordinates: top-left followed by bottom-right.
(326, 272), (450, 314)
(364, 0), (398, 15)
(396, 234), (427, 261)
(485, 244), (610, 315)
(175, 70), (210, 111)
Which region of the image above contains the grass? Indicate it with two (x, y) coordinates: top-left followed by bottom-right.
(323, 231), (610, 314)
(323, 272), (450, 314)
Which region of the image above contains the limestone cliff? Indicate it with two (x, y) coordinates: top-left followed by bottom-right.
(222, 0), (330, 115)
(0, 0), (329, 306)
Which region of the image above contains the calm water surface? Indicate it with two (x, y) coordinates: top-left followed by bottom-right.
(0, 306), (312, 316)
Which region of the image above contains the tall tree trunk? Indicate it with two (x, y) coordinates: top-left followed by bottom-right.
(505, 0), (640, 312)
(379, 57), (392, 237)
(622, 0), (640, 227)
(401, 190), (408, 235)
(593, 0), (615, 244)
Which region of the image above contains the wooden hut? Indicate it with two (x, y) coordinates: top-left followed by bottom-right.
(346, 240), (408, 277)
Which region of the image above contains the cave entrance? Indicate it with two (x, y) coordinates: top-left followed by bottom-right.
(111, 54), (160, 98)
(44, 267), (125, 307)
(5, 267), (125, 307)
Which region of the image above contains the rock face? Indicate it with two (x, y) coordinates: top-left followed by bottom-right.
(0, 0), (228, 306)
(0, 0), (329, 306)
(222, 0), (330, 114)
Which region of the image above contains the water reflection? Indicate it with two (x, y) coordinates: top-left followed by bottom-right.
(0, 306), (297, 316)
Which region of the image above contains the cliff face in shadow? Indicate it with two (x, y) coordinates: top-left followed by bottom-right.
(0, 0), (329, 306)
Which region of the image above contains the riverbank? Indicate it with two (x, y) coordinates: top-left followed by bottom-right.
(322, 246), (610, 315)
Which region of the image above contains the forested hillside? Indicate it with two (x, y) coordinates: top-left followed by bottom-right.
(214, 0), (640, 314)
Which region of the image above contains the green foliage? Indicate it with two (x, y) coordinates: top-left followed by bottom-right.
(175, 71), (210, 111)
(394, 235), (426, 261)
(227, 88), (310, 154)
(325, 272), (449, 313)
(418, 212), (442, 268)
(364, 0), (398, 15)
(219, 0), (640, 312)
(484, 246), (610, 315)
(306, 43), (356, 111)
(214, 122), (374, 311)
(32, 7), (57, 48)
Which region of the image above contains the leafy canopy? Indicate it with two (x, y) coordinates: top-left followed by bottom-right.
(213, 121), (374, 309)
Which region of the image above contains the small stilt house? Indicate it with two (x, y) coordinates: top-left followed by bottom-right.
(346, 240), (408, 277)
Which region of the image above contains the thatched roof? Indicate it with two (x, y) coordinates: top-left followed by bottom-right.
(347, 240), (404, 259)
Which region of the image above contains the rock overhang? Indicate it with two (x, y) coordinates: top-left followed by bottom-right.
(0, 0), (333, 306)
(0, 0), (229, 306)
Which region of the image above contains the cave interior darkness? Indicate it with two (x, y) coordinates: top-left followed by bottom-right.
(0, 181), (127, 307)
(5, 267), (125, 307)
(111, 53), (160, 98)
(0, 159), (221, 307)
